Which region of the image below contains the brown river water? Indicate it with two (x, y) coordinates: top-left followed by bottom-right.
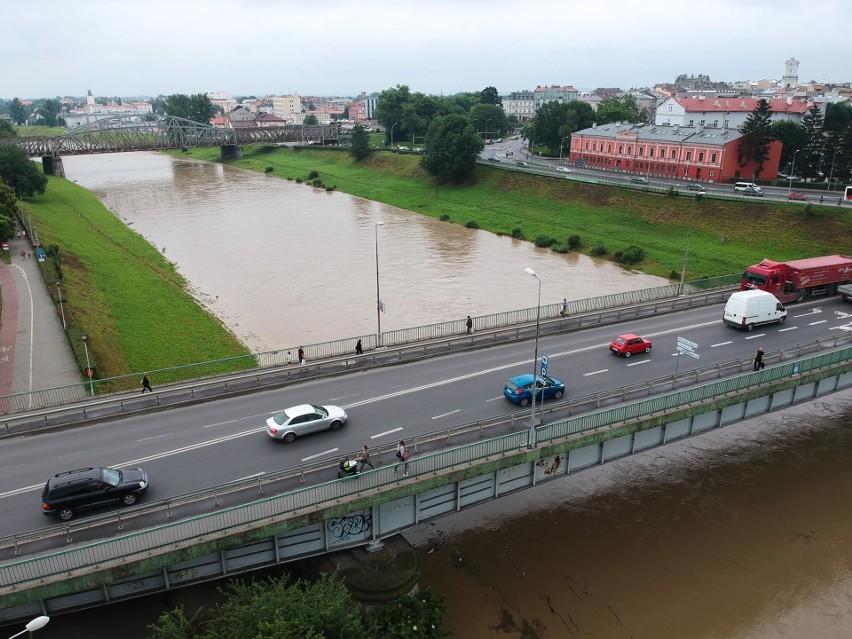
(10, 153), (851, 638)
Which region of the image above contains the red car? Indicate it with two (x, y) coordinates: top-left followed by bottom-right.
(609, 334), (653, 357)
(787, 192), (809, 201)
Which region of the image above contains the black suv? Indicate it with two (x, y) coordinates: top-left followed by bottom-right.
(41, 467), (149, 521)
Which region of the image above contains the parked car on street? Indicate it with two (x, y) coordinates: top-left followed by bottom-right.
(266, 404), (348, 443)
(42, 466), (150, 521)
(503, 374), (565, 407)
(684, 183), (707, 193)
(787, 192), (809, 201)
(609, 334), (653, 357)
(556, 166), (571, 173)
(516, 161), (529, 167)
(630, 176), (649, 184)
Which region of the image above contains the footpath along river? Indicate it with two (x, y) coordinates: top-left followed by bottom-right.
(15, 152), (852, 639)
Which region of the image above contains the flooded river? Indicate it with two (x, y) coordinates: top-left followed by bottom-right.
(13, 152), (851, 638)
(63, 152), (667, 351)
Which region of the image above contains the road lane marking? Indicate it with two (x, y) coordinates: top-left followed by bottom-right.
(778, 327), (797, 332)
(203, 418), (241, 429)
(710, 341), (733, 347)
(745, 334), (766, 340)
(371, 427), (402, 439)
(433, 409), (460, 420)
(584, 369), (608, 376)
(231, 472), (265, 483)
(809, 320), (827, 325)
(301, 449), (338, 462)
(626, 360), (649, 367)
(793, 309), (821, 318)
(137, 433), (174, 442)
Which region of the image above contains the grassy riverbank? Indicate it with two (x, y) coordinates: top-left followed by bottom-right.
(172, 145), (852, 280)
(16, 177), (249, 378)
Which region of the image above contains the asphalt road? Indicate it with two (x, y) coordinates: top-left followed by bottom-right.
(2, 296), (851, 536)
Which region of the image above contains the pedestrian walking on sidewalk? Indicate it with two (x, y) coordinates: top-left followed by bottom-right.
(753, 347), (765, 371)
(298, 346), (305, 366)
(355, 445), (374, 471)
(355, 339), (363, 355)
(465, 316), (473, 334)
(141, 372), (153, 393)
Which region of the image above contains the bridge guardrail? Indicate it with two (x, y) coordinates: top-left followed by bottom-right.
(2, 332), (850, 576)
(0, 279), (739, 428)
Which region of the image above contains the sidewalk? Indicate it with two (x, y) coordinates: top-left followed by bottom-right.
(0, 227), (81, 398)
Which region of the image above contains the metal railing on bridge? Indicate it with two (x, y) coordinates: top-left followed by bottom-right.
(0, 274), (740, 420)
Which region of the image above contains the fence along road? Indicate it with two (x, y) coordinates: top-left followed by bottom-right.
(0, 275), (739, 426)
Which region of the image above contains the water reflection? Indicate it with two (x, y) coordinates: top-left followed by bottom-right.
(62, 152), (668, 352)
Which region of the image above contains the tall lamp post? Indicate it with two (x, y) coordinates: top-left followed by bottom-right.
(826, 148), (838, 192)
(389, 122), (398, 148)
(8, 615), (50, 639)
(558, 136), (569, 165)
(788, 148), (800, 193)
(679, 194), (697, 295)
(524, 267), (542, 447)
(485, 119), (491, 141)
(374, 221), (384, 347)
(81, 333), (94, 397)
(56, 280), (66, 331)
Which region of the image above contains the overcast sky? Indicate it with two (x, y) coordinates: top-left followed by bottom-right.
(2, 0), (850, 100)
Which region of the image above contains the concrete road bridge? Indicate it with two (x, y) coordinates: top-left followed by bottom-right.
(0, 115), (340, 175)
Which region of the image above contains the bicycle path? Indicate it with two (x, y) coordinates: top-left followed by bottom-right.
(0, 228), (81, 400)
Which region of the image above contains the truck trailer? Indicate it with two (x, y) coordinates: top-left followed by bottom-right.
(740, 254), (852, 303)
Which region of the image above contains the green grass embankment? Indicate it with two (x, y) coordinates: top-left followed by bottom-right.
(17, 178), (249, 378)
(171, 145), (852, 280)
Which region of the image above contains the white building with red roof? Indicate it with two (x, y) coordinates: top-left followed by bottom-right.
(655, 96), (809, 129)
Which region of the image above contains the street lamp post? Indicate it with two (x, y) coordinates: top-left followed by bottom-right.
(389, 122), (398, 148)
(788, 149), (800, 193)
(826, 148), (838, 192)
(524, 267), (542, 447)
(679, 194), (697, 295)
(485, 119), (491, 141)
(7, 615), (50, 639)
(558, 136), (569, 165)
(56, 280), (66, 331)
(374, 221), (384, 347)
(81, 332), (94, 397)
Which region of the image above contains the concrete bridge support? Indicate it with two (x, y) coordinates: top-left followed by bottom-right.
(41, 156), (65, 177)
(220, 144), (243, 160)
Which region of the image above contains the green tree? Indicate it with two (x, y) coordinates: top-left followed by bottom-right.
(479, 86), (502, 106)
(402, 92), (441, 145)
(0, 214), (14, 242)
(36, 99), (62, 127)
(469, 103), (508, 139)
(367, 588), (449, 639)
(349, 124), (371, 160)
(824, 102), (852, 134)
(163, 93), (217, 124)
(9, 98), (28, 125)
(769, 119), (807, 172)
(420, 113), (483, 182)
(596, 94), (641, 124)
(0, 145), (48, 197)
(0, 120), (15, 137)
(375, 85), (412, 145)
(799, 104), (824, 181)
(0, 180), (17, 216)
(738, 98), (774, 179)
(303, 114), (319, 125)
(531, 101), (574, 154)
(439, 92), (479, 116)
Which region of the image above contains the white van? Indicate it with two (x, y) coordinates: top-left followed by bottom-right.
(734, 182), (762, 194)
(723, 290), (787, 331)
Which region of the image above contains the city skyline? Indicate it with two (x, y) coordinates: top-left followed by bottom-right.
(2, 0), (851, 100)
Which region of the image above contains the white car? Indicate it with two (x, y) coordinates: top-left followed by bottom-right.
(265, 404), (348, 443)
(556, 166), (571, 173)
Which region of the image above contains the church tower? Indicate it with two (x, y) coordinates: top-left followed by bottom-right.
(782, 57), (799, 89)
(85, 89), (95, 113)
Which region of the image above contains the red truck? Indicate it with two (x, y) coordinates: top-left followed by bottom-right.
(741, 254), (852, 303)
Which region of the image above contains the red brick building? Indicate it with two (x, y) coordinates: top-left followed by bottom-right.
(569, 122), (782, 183)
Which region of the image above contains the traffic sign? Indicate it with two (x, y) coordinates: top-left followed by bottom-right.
(677, 349), (700, 360)
(540, 353), (549, 375)
(676, 336), (698, 351)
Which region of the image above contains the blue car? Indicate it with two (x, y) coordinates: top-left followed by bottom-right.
(503, 374), (565, 407)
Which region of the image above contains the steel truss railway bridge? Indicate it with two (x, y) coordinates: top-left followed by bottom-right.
(0, 115), (340, 175)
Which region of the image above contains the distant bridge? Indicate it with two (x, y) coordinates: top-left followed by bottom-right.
(0, 115), (339, 172)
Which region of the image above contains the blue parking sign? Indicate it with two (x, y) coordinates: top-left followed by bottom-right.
(540, 353), (548, 375)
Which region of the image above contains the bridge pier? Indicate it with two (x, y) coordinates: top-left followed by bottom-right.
(41, 155), (65, 177)
(220, 144), (243, 160)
